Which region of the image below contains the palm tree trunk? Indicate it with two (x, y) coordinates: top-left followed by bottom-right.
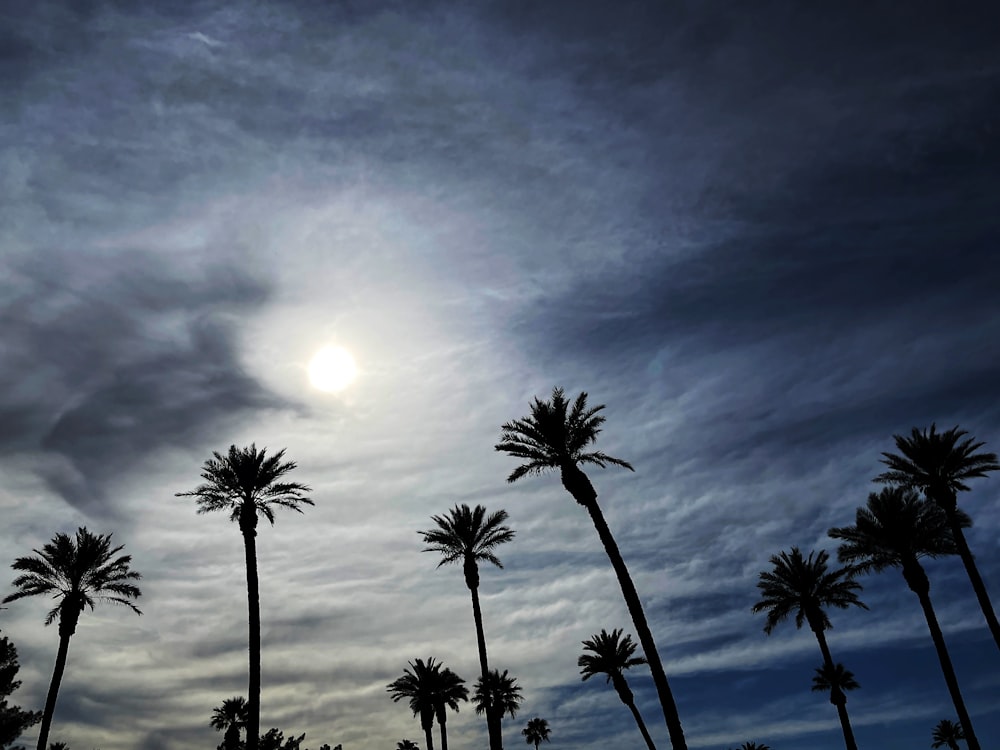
(468, 575), (502, 750)
(242, 525), (261, 750)
(438, 712), (448, 750)
(811, 628), (858, 750)
(902, 562), (980, 750)
(624, 697), (658, 750)
(945, 510), (1000, 651)
(36, 610), (79, 750)
(563, 465), (686, 750)
(423, 714), (436, 750)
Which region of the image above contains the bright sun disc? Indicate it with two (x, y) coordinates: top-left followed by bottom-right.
(308, 346), (358, 392)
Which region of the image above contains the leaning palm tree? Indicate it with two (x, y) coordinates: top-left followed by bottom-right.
(496, 388), (686, 750)
(811, 663), (860, 750)
(521, 717), (551, 750)
(829, 487), (980, 750)
(2, 528), (142, 750)
(420, 504), (514, 750)
(875, 424), (1000, 650)
(931, 718), (966, 749)
(579, 628), (656, 750)
(388, 658), (445, 750)
(473, 669), (523, 734)
(211, 696), (249, 750)
(177, 444), (312, 750)
(751, 547), (866, 750)
(433, 666), (469, 750)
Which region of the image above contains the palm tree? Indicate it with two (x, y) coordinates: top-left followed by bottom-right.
(811, 662), (860, 750)
(829, 487), (980, 750)
(177, 444), (312, 750)
(521, 717), (551, 750)
(388, 658), (447, 750)
(751, 547), (866, 750)
(496, 388), (686, 750)
(732, 744), (771, 750)
(473, 669), (523, 734)
(2, 527), (142, 750)
(211, 696), (249, 750)
(420, 504), (514, 750)
(433, 666), (469, 750)
(931, 719), (966, 749)
(578, 628), (656, 750)
(875, 424), (1000, 650)
(397, 740), (420, 750)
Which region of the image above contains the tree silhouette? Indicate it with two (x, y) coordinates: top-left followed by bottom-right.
(931, 718), (966, 749)
(731, 743), (770, 750)
(396, 741), (420, 750)
(830, 487), (979, 750)
(752, 547), (866, 750)
(420, 504), (514, 750)
(473, 669), (523, 728)
(211, 696), (249, 750)
(432, 666), (468, 750)
(496, 388), (686, 750)
(578, 628), (656, 750)
(0, 629), (42, 748)
(2, 528), (141, 750)
(521, 717), (551, 750)
(876, 424), (1000, 650)
(811, 662), (860, 749)
(177, 444), (312, 750)
(388, 658), (452, 750)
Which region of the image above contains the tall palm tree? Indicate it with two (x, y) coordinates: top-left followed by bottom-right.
(811, 663), (860, 749)
(433, 666), (469, 750)
(211, 696), (249, 750)
(177, 444), (312, 750)
(521, 717), (551, 750)
(829, 487), (980, 750)
(2, 528), (142, 750)
(578, 628), (657, 750)
(931, 719), (966, 750)
(419, 504), (514, 750)
(473, 669), (523, 734)
(875, 424), (1000, 650)
(496, 388), (686, 750)
(397, 741), (420, 750)
(751, 547), (866, 750)
(387, 658), (446, 750)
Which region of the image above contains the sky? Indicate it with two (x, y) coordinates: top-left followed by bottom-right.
(1, 1), (999, 749)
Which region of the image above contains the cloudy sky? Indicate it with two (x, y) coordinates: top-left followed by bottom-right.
(2, 1), (999, 748)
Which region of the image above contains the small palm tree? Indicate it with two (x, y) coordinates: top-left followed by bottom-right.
(177, 444), (312, 750)
(473, 669), (523, 729)
(397, 740), (420, 750)
(211, 696), (249, 750)
(578, 628), (656, 750)
(420, 504), (514, 750)
(811, 662), (859, 749)
(2, 528), (142, 750)
(388, 658), (448, 750)
(496, 388), (686, 750)
(931, 718), (966, 749)
(876, 424), (1000, 650)
(751, 547), (866, 750)
(433, 666), (469, 750)
(521, 717), (551, 750)
(830, 487), (980, 750)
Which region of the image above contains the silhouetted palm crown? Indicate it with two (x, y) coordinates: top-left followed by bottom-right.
(495, 387), (633, 488)
(752, 548), (866, 634)
(396, 741), (420, 750)
(811, 663), (859, 697)
(3, 528), (142, 625)
(473, 670), (523, 720)
(420, 504), (515, 587)
(521, 717), (551, 747)
(210, 696), (249, 732)
(432, 666), (469, 717)
(932, 719), (966, 749)
(176, 444), (313, 530)
(578, 628), (647, 685)
(875, 424), (999, 508)
(387, 658), (444, 723)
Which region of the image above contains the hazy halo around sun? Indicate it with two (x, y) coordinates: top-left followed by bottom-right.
(308, 345), (358, 392)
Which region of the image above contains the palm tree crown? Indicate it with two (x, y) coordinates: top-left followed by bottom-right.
(473, 670), (523, 720)
(210, 696), (249, 732)
(752, 547), (866, 635)
(3, 527), (142, 625)
(521, 717), (551, 749)
(176, 444), (313, 531)
(420, 504), (515, 586)
(495, 387), (634, 485)
(397, 741), (420, 750)
(578, 628), (647, 685)
(932, 718), (966, 749)
(811, 663), (859, 696)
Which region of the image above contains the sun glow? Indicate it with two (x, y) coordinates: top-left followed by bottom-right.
(308, 346), (358, 392)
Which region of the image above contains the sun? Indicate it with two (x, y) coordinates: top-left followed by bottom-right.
(308, 345), (358, 392)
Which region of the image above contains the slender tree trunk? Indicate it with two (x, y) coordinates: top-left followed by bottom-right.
(944, 509), (1000, 651)
(423, 713), (435, 750)
(438, 711), (448, 750)
(811, 626), (858, 750)
(902, 561), (980, 750)
(467, 565), (502, 750)
(241, 506), (261, 750)
(563, 464), (686, 750)
(624, 698), (658, 750)
(36, 609), (79, 750)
